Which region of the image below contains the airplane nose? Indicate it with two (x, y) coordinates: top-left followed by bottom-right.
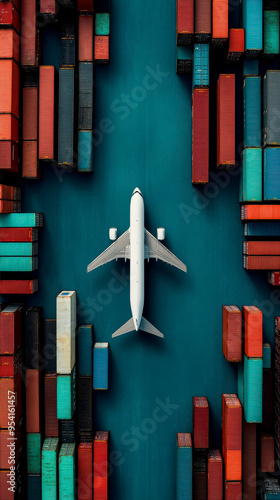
(133, 187), (142, 195)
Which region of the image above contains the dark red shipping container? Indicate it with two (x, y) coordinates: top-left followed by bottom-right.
(39, 66), (56, 160)
(26, 369), (41, 433)
(229, 29), (244, 53)
(0, 370), (23, 427)
(21, 0), (37, 66)
(45, 373), (59, 437)
(222, 394), (242, 482)
(0, 305), (22, 355)
(0, 348), (22, 377)
(268, 272), (280, 285)
(40, 0), (57, 14)
(0, 184), (15, 200)
(0, 29), (19, 62)
(0, 3), (20, 33)
(94, 431), (109, 477)
(193, 396), (209, 448)
(243, 305), (263, 358)
(222, 305), (242, 362)
(195, 0), (211, 40)
(212, 0), (228, 41)
(0, 200), (13, 213)
(225, 481), (242, 499)
(0, 279), (38, 295)
(176, 0), (193, 45)
(241, 205), (280, 221)
(244, 241), (280, 256)
(78, 0), (94, 11)
(78, 442), (93, 500)
(79, 15), (93, 61)
(242, 420), (256, 500)
(22, 141), (39, 178)
(0, 227), (38, 242)
(94, 36), (109, 63)
(0, 115), (19, 143)
(192, 88), (209, 184)
(262, 368), (273, 431)
(244, 255), (280, 270)
(11, 0), (21, 12)
(208, 450), (223, 500)
(217, 74), (235, 169)
(261, 433), (275, 472)
(23, 87), (38, 141)
(0, 416), (23, 468)
(0, 60), (19, 117)
(0, 141), (18, 171)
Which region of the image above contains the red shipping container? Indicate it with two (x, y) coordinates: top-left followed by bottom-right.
(208, 450), (223, 500)
(78, 442), (93, 500)
(193, 396), (209, 448)
(0, 3), (20, 33)
(78, 0), (94, 11)
(39, 66), (56, 160)
(223, 305), (242, 362)
(217, 74), (235, 169)
(192, 88), (209, 184)
(45, 373), (59, 437)
(22, 141), (40, 179)
(0, 279), (38, 295)
(21, 0), (37, 66)
(0, 348), (22, 377)
(94, 476), (108, 500)
(0, 370), (23, 427)
(0, 184), (15, 200)
(242, 420), (256, 500)
(0, 227), (38, 242)
(79, 15), (93, 61)
(225, 481), (242, 499)
(229, 29), (244, 53)
(0, 60), (19, 117)
(244, 241), (280, 256)
(244, 255), (280, 270)
(0, 115), (19, 143)
(176, 0), (194, 44)
(268, 272), (280, 285)
(23, 87), (38, 141)
(0, 305), (22, 355)
(222, 394), (242, 482)
(195, 0), (211, 39)
(243, 306), (262, 358)
(94, 36), (109, 62)
(94, 431), (109, 478)
(0, 141), (18, 171)
(0, 29), (19, 62)
(40, 0), (57, 14)
(261, 433), (275, 472)
(12, 0), (21, 12)
(212, 0), (228, 40)
(0, 200), (13, 213)
(0, 417), (23, 468)
(177, 432), (192, 447)
(241, 204), (280, 221)
(26, 369), (41, 433)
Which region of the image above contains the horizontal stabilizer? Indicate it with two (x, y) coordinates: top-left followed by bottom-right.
(140, 317), (164, 338)
(112, 317), (135, 338)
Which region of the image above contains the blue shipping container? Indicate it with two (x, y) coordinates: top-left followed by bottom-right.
(243, 59), (259, 77)
(28, 474), (41, 500)
(264, 147), (280, 200)
(238, 363), (244, 406)
(244, 222), (280, 237)
(240, 148), (262, 202)
(244, 355), (263, 423)
(177, 441), (192, 499)
(93, 342), (108, 389)
(58, 67), (75, 166)
(263, 343), (271, 369)
(242, 0), (263, 54)
(243, 76), (261, 147)
(78, 131), (92, 172)
(193, 44), (209, 87)
(78, 325), (93, 376)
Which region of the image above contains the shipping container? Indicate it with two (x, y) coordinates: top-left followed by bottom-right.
(79, 15), (93, 61)
(0, 459), (23, 499)
(264, 147), (280, 200)
(262, 478), (280, 498)
(193, 397), (209, 449)
(0, 304), (22, 355)
(59, 443), (75, 500)
(40, 0), (57, 15)
(23, 87), (38, 141)
(193, 43), (209, 87)
(241, 204), (280, 221)
(78, 130), (92, 172)
(26, 369), (41, 433)
(22, 141), (39, 179)
(244, 255), (280, 270)
(61, 38), (75, 66)
(0, 227), (38, 241)
(0, 28), (19, 61)
(192, 89), (209, 184)
(176, 46), (192, 74)
(176, 0), (193, 45)
(263, 71), (280, 147)
(227, 29), (244, 62)
(56, 290), (76, 374)
(264, 11), (279, 55)
(42, 438), (59, 500)
(21, 0), (37, 66)
(263, 344), (271, 369)
(96, 13), (110, 35)
(242, 420), (256, 499)
(0, 280), (37, 296)
(94, 431), (109, 499)
(243, 76), (261, 147)
(225, 481), (242, 499)
(0, 347), (22, 377)
(0, 256), (38, 271)
(78, 325), (93, 375)
(93, 342), (109, 389)
(208, 450), (222, 500)
(243, 59), (259, 77)
(58, 67), (75, 166)
(44, 319), (56, 373)
(268, 271), (280, 285)
(0, 184), (17, 201)
(242, 0), (263, 56)
(78, 0), (94, 10)
(27, 432), (41, 474)
(0, 370), (22, 427)
(28, 474), (41, 500)
(217, 74), (235, 169)
(0, 200), (13, 213)
(0, 2), (20, 33)
(195, 0), (210, 41)
(39, 66), (57, 161)
(61, 417), (76, 443)
(244, 241), (280, 256)
(0, 242), (38, 256)
(193, 450), (207, 498)
(0, 416), (23, 468)
(25, 307), (42, 370)
(95, 35), (109, 63)
(45, 373), (59, 437)
(176, 433), (192, 500)
(222, 394), (242, 481)
(275, 317), (280, 458)
(78, 376), (93, 435)
(222, 305), (242, 362)
(0, 140), (18, 171)
(79, 62), (93, 129)
(0, 114), (19, 144)
(244, 355), (263, 422)
(61, 13), (76, 37)
(57, 366), (76, 419)
(78, 442), (93, 500)
(243, 305), (263, 358)
(261, 433), (275, 472)
(212, 0), (228, 43)
(238, 364), (243, 407)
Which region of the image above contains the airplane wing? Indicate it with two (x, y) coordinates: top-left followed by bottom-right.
(144, 229), (187, 273)
(87, 229), (130, 273)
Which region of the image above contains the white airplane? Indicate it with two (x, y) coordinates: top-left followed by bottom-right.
(87, 188), (187, 338)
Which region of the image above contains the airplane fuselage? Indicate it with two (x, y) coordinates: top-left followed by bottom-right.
(130, 189), (144, 331)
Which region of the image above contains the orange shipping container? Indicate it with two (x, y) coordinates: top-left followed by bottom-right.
(0, 60), (20, 117)
(0, 141), (18, 171)
(0, 114), (19, 142)
(212, 0), (228, 40)
(225, 481), (242, 499)
(222, 394), (242, 481)
(79, 15), (93, 61)
(0, 201), (14, 213)
(22, 141), (40, 179)
(0, 371), (22, 428)
(21, 0), (37, 66)
(0, 418), (23, 468)
(26, 369), (41, 433)
(39, 66), (56, 160)
(23, 87), (38, 141)
(94, 36), (109, 62)
(217, 74), (235, 169)
(223, 305), (242, 362)
(243, 306), (262, 358)
(0, 29), (19, 62)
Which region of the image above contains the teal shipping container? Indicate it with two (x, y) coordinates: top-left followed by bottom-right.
(240, 148), (262, 202)
(242, 0), (263, 55)
(57, 366), (76, 419)
(0, 213), (43, 228)
(78, 62), (93, 130)
(93, 342), (109, 389)
(78, 131), (92, 172)
(244, 355), (263, 423)
(27, 432), (41, 474)
(263, 343), (271, 369)
(0, 242), (38, 256)
(58, 67), (75, 166)
(193, 44), (209, 87)
(177, 435), (192, 499)
(238, 363), (244, 406)
(42, 437), (59, 500)
(264, 11), (279, 55)
(78, 325), (93, 375)
(95, 13), (110, 35)
(263, 71), (280, 146)
(0, 256), (38, 271)
(59, 443), (75, 500)
(244, 223), (280, 237)
(28, 474), (41, 500)
(243, 59), (259, 77)
(264, 147), (280, 200)
(176, 46), (192, 75)
(243, 76), (261, 147)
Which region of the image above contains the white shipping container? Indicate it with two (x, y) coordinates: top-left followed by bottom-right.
(56, 291), (77, 374)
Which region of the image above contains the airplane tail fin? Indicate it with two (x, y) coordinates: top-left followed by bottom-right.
(112, 317), (164, 338)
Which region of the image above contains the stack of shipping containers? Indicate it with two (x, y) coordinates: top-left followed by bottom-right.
(192, 397), (208, 497)
(94, 431), (109, 499)
(94, 1), (110, 65)
(176, 0), (193, 73)
(77, 325), (93, 458)
(222, 394), (242, 495)
(263, 70), (280, 201)
(216, 74), (235, 170)
(176, 433), (192, 499)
